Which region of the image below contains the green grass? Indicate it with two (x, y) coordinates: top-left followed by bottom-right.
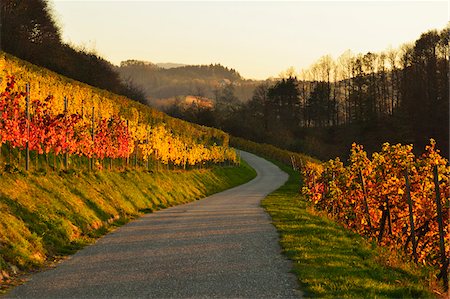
(0, 161), (256, 291)
(262, 162), (436, 298)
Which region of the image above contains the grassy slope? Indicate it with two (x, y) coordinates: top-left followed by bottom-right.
(262, 162), (435, 298)
(0, 162), (256, 289)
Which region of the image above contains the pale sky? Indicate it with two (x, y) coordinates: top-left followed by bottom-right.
(50, 1), (449, 80)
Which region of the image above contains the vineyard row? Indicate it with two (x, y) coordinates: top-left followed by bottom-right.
(0, 76), (238, 172)
(301, 140), (449, 290)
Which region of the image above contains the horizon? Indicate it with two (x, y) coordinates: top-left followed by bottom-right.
(52, 1), (448, 80)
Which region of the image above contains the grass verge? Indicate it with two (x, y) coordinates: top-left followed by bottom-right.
(262, 162), (436, 298)
(0, 161), (256, 292)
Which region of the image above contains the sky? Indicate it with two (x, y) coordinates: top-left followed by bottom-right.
(50, 1), (449, 80)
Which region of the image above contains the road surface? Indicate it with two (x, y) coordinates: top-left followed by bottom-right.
(6, 151), (300, 298)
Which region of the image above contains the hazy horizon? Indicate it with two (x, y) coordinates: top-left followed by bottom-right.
(52, 1), (449, 80)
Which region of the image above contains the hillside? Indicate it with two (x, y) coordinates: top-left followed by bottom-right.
(0, 51), (240, 168)
(0, 53), (215, 136)
(156, 62), (187, 69)
(116, 60), (260, 103)
(0, 52), (258, 288)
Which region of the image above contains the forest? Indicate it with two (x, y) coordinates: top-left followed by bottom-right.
(116, 60), (259, 103)
(166, 26), (449, 160)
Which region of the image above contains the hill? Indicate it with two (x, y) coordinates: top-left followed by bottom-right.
(116, 60), (260, 103)
(0, 52), (257, 289)
(0, 52), (235, 161)
(156, 62), (187, 69)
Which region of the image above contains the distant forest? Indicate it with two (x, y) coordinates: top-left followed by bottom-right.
(166, 27), (449, 160)
(116, 60), (259, 102)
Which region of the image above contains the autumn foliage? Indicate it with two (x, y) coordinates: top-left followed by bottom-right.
(0, 55), (237, 168)
(301, 141), (449, 274)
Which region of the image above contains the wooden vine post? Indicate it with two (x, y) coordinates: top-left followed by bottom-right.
(358, 169), (373, 232)
(378, 168), (392, 243)
(146, 130), (150, 170)
(386, 196), (392, 235)
(404, 168), (418, 263)
(134, 140), (138, 168)
(126, 119), (130, 167)
(331, 171), (337, 216)
(134, 123), (138, 168)
(25, 83), (30, 171)
(90, 106), (95, 171)
(377, 196), (391, 244)
(290, 155), (297, 171)
(322, 169), (328, 202)
(433, 165), (449, 291)
(64, 96), (69, 170)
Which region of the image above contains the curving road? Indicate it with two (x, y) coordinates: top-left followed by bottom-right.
(6, 151), (301, 298)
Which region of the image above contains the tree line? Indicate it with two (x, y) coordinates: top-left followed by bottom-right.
(116, 60), (260, 105)
(167, 26), (449, 160)
(117, 60), (243, 99)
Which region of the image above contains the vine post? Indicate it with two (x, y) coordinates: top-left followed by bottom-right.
(358, 169), (373, 232)
(64, 96), (68, 170)
(134, 142), (138, 168)
(290, 155), (297, 171)
(126, 119), (130, 168)
(378, 196), (391, 244)
(404, 169), (418, 263)
(25, 83), (30, 171)
(90, 106), (95, 171)
(433, 165), (449, 291)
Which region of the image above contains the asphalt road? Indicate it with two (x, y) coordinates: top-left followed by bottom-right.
(6, 151), (301, 299)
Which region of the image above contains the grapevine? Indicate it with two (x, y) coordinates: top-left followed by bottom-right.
(0, 53), (238, 169)
(302, 141), (449, 281)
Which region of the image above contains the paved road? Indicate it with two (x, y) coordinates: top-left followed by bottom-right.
(6, 151), (301, 299)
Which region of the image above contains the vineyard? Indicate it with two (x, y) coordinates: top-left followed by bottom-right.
(301, 140), (449, 290)
(0, 52), (237, 171)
